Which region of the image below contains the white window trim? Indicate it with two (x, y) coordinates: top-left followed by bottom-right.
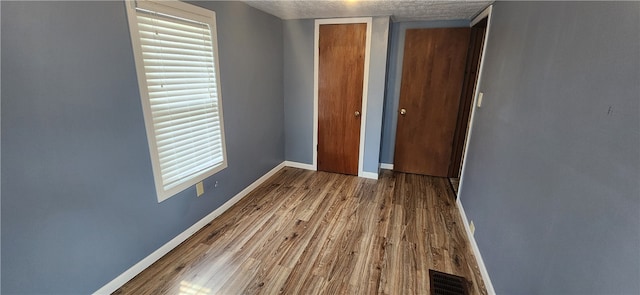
(125, 0), (228, 202)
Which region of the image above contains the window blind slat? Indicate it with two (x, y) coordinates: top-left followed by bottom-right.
(149, 84), (217, 95)
(161, 138), (220, 164)
(160, 147), (222, 168)
(159, 135), (220, 159)
(156, 118), (218, 141)
(161, 147), (221, 165)
(141, 45), (213, 58)
(156, 129), (221, 150)
(156, 131), (221, 151)
(156, 114), (219, 136)
(137, 22), (209, 40)
(144, 59), (215, 69)
(146, 77), (214, 87)
(162, 155), (223, 183)
(137, 15), (207, 35)
(153, 109), (213, 127)
(162, 150), (223, 179)
(159, 138), (222, 166)
(158, 139), (222, 165)
(136, 22), (205, 37)
(151, 106), (218, 119)
(150, 98), (216, 110)
(149, 89), (216, 100)
(148, 82), (216, 92)
(144, 65), (213, 73)
(161, 151), (223, 185)
(152, 106), (219, 122)
(140, 38), (212, 54)
(156, 124), (220, 145)
(143, 52), (213, 63)
(145, 71), (211, 79)
(147, 77), (217, 88)
(139, 32), (212, 48)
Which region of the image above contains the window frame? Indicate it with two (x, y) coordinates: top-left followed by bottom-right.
(125, 0), (228, 202)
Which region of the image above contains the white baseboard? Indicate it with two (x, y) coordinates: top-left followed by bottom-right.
(93, 162), (286, 295)
(359, 171), (378, 179)
(283, 160), (316, 171)
(285, 160), (377, 180)
(379, 163), (393, 170)
(456, 198), (496, 295)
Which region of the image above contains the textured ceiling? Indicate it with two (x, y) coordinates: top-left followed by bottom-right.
(244, 0), (492, 21)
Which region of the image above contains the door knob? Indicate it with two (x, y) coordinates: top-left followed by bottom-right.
(400, 108), (407, 115)
(355, 111), (361, 117)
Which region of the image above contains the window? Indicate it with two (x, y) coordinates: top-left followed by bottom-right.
(125, 0), (227, 202)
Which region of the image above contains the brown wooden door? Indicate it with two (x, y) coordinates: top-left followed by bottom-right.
(318, 23), (366, 175)
(449, 19), (488, 177)
(393, 28), (470, 177)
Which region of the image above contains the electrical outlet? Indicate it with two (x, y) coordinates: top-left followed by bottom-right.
(214, 181), (219, 188)
(196, 181), (204, 197)
(469, 220), (475, 235)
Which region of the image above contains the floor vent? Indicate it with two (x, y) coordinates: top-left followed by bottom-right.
(429, 269), (468, 295)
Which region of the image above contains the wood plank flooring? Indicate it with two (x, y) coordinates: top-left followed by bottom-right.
(114, 168), (487, 295)
(449, 178), (460, 196)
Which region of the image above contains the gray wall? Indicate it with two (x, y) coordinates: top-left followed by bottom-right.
(363, 17), (390, 173)
(283, 17), (390, 174)
(459, 2), (640, 294)
(379, 19), (470, 164)
(284, 19), (315, 163)
(1, 1), (284, 293)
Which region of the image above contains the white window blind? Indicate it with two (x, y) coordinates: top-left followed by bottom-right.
(126, 1), (227, 202)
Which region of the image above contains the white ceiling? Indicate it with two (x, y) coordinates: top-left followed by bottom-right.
(244, 0), (492, 22)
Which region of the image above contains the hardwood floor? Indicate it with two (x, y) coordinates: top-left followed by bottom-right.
(114, 168), (487, 295)
(449, 177), (460, 196)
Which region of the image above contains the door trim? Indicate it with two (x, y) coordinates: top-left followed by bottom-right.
(456, 5), (496, 295)
(313, 17), (373, 178)
(471, 5), (491, 27)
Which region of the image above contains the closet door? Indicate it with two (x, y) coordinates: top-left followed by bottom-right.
(393, 28), (470, 176)
(317, 23), (366, 175)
